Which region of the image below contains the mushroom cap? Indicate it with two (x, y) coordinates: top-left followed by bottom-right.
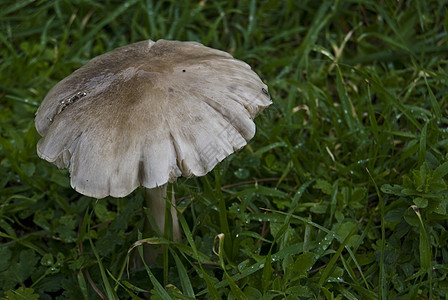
(35, 39), (271, 198)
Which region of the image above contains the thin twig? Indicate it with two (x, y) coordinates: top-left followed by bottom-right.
(83, 267), (107, 300)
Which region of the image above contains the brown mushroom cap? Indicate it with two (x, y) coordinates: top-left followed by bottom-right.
(35, 39), (271, 198)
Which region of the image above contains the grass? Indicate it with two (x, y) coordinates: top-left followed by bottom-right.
(1, 0), (448, 299)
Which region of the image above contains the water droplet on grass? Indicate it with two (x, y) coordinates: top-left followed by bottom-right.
(234, 168), (249, 179)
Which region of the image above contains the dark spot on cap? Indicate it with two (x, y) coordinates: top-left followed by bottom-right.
(182, 69), (186, 72)
(262, 88), (269, 97)
(168, 87), (174, 93)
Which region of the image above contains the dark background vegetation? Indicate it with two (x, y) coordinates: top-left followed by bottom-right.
(1, 0), (448, 299)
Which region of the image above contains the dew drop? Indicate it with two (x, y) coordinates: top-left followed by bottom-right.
(234, 168), (249, 179)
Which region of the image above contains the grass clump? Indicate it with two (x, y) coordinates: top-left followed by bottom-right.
(1, 0), (447, 299)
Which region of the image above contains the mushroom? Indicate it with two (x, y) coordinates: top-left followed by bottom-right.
(35, 39), (271, 254)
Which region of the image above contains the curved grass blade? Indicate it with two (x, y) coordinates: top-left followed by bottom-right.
(87, 208), (119, 300)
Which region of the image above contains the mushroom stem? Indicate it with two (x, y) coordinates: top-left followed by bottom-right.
(141, 183), (181, 263)
(145, 184), (181, 241)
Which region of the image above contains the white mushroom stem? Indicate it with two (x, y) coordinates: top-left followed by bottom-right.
(138, 184), (180, 265)
(144, 183), (181, 242)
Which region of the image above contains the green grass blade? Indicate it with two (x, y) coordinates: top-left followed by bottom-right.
(171, 250), (195, 297)
(215, 234), (247, 300)
(87, 208), (119, 300)
(177, 211), (222, 299)
(73, 0), (138, 57)
(76, 270), (89, 300)
(136, 233), (171, 300)
(418, 123), (428, 166)
(106, 269), (144, 300)
(411, 206), (431, 272)
(366, 169), (386, 300)
(318, 226), (357, 286)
